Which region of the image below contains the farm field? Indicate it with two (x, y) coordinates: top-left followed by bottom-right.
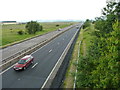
(2, 22), (76, 46)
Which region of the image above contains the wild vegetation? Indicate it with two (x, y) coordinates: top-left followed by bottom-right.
(76, 1), (120, 88)
(2, 22), (75, 46)
(25, 21), (43, 34)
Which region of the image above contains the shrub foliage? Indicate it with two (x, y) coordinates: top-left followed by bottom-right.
(77, 1), (120, 88)
(25, 21), (42, 34)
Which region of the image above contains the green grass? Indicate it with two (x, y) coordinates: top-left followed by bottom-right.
(63, 24), (97, 88)
(82, 24), (97, 54)
(63, 27), (83, 88)
(2, 22), (77, 46)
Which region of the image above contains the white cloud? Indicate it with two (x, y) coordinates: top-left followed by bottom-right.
(0, 0), (107, 21)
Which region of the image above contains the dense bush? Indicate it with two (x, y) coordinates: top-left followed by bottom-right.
(77, 1), (120, 88)
(17, 30), (24, 35)
(56, 24), (60, 27)
(83, 19), (91, 29)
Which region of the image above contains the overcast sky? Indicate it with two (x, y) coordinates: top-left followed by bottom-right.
(1, 0), (107, 21)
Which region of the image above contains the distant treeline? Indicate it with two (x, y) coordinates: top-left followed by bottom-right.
(2, 21), (16, 23)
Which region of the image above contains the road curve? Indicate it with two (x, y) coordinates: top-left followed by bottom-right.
(2, 24), (82, 89)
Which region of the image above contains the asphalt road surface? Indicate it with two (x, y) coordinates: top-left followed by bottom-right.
(1, 25), (73, 61)
(2, 24), (81, 89)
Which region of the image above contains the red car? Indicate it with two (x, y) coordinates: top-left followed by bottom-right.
(14, 55), (34, 70)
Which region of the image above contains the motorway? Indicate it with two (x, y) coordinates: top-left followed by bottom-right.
(1, 25), (73, 61)
(2, 24), (81, 89)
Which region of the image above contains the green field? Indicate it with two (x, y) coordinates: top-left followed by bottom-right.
(63, 24), (97, 88)
(1, 22), (76, 46)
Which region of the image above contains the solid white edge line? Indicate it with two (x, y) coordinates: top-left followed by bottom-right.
(0, 64), (15, 75)
(0, 25), (76, 74)
(0, 36), (53, 75)
(0, 26), (73, 75)
(31, 39), (53, 55)
(41, 27), (79, 89)
(30, 25), (75, 55)
(0, 25), (78, 75)
(32, 63), (38, 68)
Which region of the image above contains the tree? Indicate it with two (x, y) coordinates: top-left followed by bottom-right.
(25, 21), (42, 34)
(76, 0), (120, 88)
(94, 1), (120, 35)
(92, 20), (120, 88)
(83, 19), (91, 29)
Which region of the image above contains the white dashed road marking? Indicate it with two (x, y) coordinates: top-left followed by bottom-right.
(32, 63), (38, 68)
(49, 49), (52, 53)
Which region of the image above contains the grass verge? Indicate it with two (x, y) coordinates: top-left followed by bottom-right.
(1, 22), (77, 47)
(63, 28), (83, 88)
(63, 24), (96, 88)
